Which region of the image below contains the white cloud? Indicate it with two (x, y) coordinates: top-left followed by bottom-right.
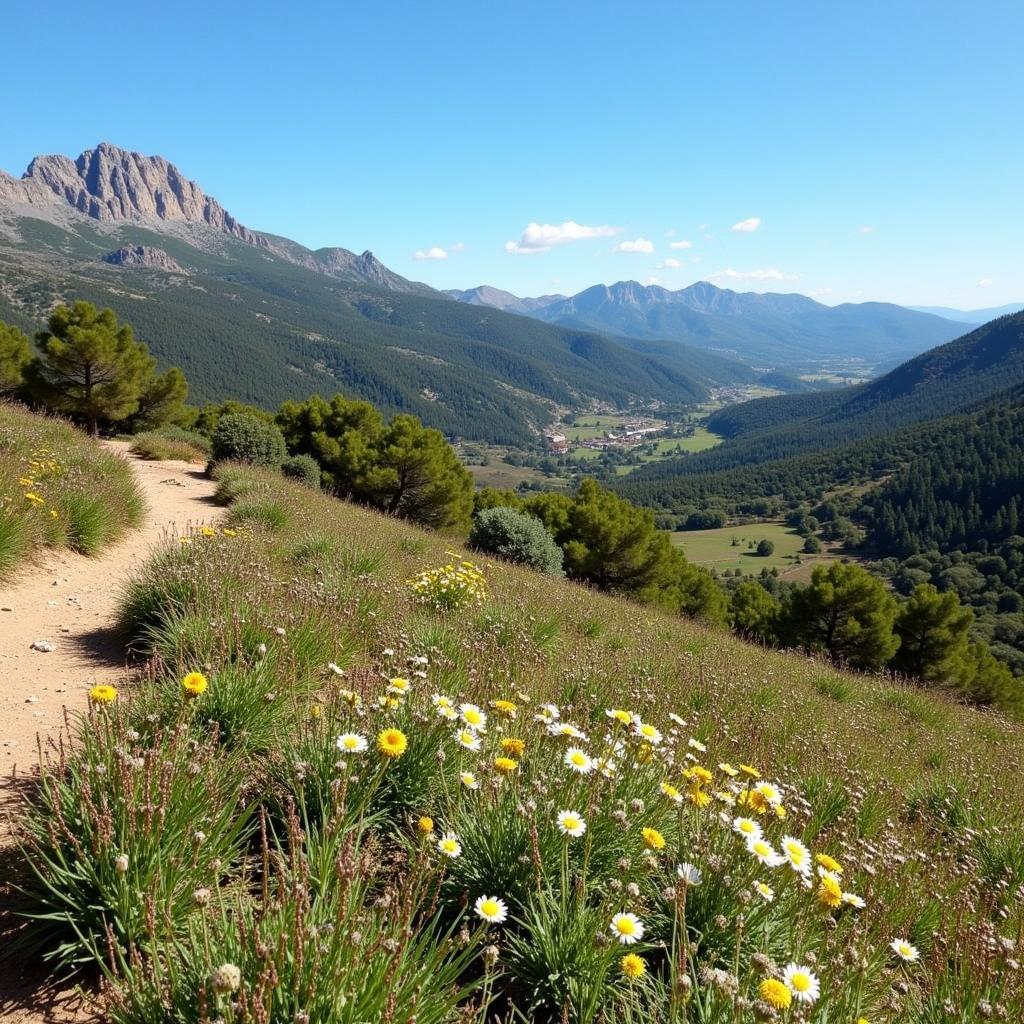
(614, 237), (655, 254)
(657, 258), (681, 269)
(414, 246), (448, 261)
(977, 277), (993, 288)
(857, 226), (875, 235)
(450, 241), (467, 252)
(644, 276), (661, 286)
(708, 267), (798, 284)
(669, 239), (693, 250)
(504, 220), (619, 254)
(730, 217), (761, 233)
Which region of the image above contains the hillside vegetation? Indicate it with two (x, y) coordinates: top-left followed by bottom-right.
(0, 401), (143, 577)
(11, 457), (1024, 1023)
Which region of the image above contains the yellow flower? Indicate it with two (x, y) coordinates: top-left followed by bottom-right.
(182, 671), (208, 696)
(310, 703), (322, 719)
(221, 528), (237, 537)
(684, 765), (713, 785)
(89, 684), (118, 705)
(759, 978), (792, 1010)
(377, 728), (408, 759)
(24, 491), (44, 504)
(686, 781), (711, 808)
(493, 756), (518, 774)
(659, 781), (682, 802)
(718, 762), (739, 777)
(620, 953), (645, 980)
(500, 737), (525, 756)
(18, 477), (34, 486)
(817, 872), (844, 909)
(607, 708), (633, 725)
(816, 853), (843, 874)
(50, 509), (59, 518)
(417, 816), (434, 835)
(200, 526), (216, 537)
(641, 827), (666, 851)
(739, 764), (761, 779)
(491, 699), (517, 717)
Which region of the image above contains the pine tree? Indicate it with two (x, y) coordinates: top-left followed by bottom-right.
(0, 321), (32, 394)
(891, 584), (972, 682)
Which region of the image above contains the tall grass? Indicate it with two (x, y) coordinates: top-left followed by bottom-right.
(0, 402), (145, 578)
(10, 463), (1024, 1022)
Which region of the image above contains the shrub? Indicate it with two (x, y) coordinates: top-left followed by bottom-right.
(469, 506), (564, 575)
(756, 538), (775, 556)
(281, 453), (321, 488)
(129, 426), (210, 463)
(210, 414), (286, 468)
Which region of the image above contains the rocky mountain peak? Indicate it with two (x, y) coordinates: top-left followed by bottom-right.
(102, 245), (185, 273)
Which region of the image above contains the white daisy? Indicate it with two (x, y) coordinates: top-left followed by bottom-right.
(556, 810), (587, 837)
(677, 863), (702, 886)
(781, 836), (812, 877)
(782, 963), (820, 1004)
(459, 771), (479, 789)
(437, 833), (462, 858)
(336, 732), (368, 754)
(890, 938), (920, 962)
(746, 836), (785, 867)
(454, 728), (482, 752)
(564, 747), (594, 774)
(459, 703), (487, 730)
(753, 880), (775, 902)
(474, 895), (508, 924)
(609, 912), (645, 945)
(732, 816), (762, 840)
(633, 721), (663, 746)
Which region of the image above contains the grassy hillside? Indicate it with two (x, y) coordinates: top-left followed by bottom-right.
(0, 215), (744, 446)
(0, 401), (143, 577)
(11, 455), (1023, 1022)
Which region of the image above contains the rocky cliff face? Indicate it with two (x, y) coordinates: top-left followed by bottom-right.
(102, 245), (185, 272)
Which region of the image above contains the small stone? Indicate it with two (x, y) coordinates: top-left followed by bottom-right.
(30, 640), (54, 653)
(1, 606), (12, 612)
(25, 696), (40, 704)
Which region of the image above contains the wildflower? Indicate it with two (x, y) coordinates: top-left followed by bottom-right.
(501, 737), (525, 756)
(328, 662), (346, 676)
(536, 703), (560, 723)
(620, 953), (646, 979)
(491, 699), (517, 717)
(455, 728), (482, 751)
(200, 525), (216, 537)
(718, 762), (739, 777)
(747, 837), (784, 868)
(759, 978), (792, 1010)
(732, 816), (762, 840)
(180, 670), (209, 697)
(817, 871), (844, 909)
(493, 756), (518, 774)
(739, 763), (760, 778)
(781, 836), (812, 876)
(550, 722), (586, 740)
(634, 721), (663, 745)
(782, 963), (820, 1004)
(606, 708), (633, 725)
(686, 781), (711, 808)
(684, 765), (713, 785)
(556, 810), (587, 837)
(24, 491), (44, 504)
(668, 712), (687, 727)
(843, 891), (865, 909)
(89, 684), (118, 705)
(564, 747), (594, 774)
(310, 703), (322, 719)
(816, 852), (843, 874)
(890, 938), (920, 963)
(388, 677), (411, 695)
(437, 833), (462, 858)
(641, 827), (666, 851)
(211, 962), (242, 994)
(660, 781), (683, 803)
(339, 688), (361, 706)
(114, 853), (129, 874)
(677, 863), (702, 886)
(377, 728), (408, 759)
(336, 732), (368, 754)
(688, 737), (707, 753)
(474, 895), (508, 924)
(460, 771), (479, 789)
(753, 780), (783, 806)
(460, 703), (487, 730)
(432, 693), (453, 710)
(437, 705), (459, 720)
(221, 528), (237, 537)
(753, 881), (775, 902)
(417, 816), (434, 835)
(609, 912), (645, 945)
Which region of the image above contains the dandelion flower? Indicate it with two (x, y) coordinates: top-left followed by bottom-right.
(556, 810), (586, 837)
(377, 728), (408, 759)
(620, 953), (645, 979)
(660, 781), (683, 804)
(89, 684), (118, 705)
(815, 852), (843, 874)
(732, 816), (762, 840)
(564, 747), (594, 774)
(609, 912), (645, 945)
(181, 671), (208, 697)
(501, 737), (525, 756)
(491, 699), (517, 717)
(759, 978), (792, 1010)
(437, 833), (462, 858)
(417, 816), (434, 835)
(782, 963), (820, 1004)
(739, 763), (760, 778)
(460, 771), (479, 789)
(817, 871), (844, 909)
(890, 938), (920, 963)
(641, 827), (666, 851)
(336, 732), (368, 754)
(493, 756), (518, 774)
(474, 895), (508, 924)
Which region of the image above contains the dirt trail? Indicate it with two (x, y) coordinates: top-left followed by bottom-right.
(0, 442), (221, 1022)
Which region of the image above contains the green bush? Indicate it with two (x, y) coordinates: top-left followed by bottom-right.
(129, 426), (209, 463)
(281, 453), (321, 488)
(210, 414), (286, 468)
(469, 506), (564, 575)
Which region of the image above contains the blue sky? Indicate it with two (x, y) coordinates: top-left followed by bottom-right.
(3, 1), (1022, 306)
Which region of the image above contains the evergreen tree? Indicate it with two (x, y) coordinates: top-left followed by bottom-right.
(782, 562), (900, 670)
(24, 302), (154, 436)
(0, 321), (32, 394)
(125, 367), (189, 431)
(729, 580), (781, 643)
(891, 583), (972, 682)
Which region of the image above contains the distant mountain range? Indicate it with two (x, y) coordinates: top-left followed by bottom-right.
(907, 302), (1024, 324)
(447, 281), (965, 369)
(0, 143), (756, 446)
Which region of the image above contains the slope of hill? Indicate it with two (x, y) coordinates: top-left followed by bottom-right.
(0, 144), (740, 446)
(616, 312), (1024, 508)
(909, 301), (1024, 323)
(448, 279), (966, 368)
